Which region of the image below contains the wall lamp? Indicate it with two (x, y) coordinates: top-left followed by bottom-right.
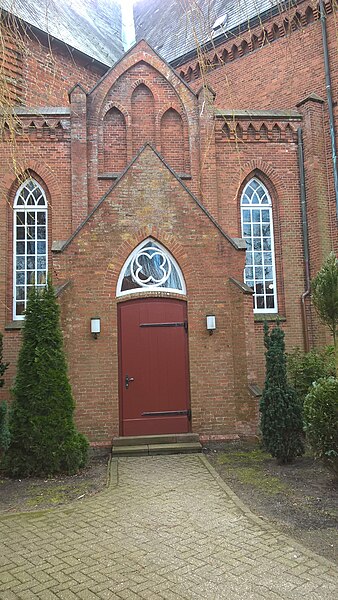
(206, 315), (216, 335)
(91, 317), (101, 339)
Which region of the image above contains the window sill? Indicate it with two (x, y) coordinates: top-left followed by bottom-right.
(254, 314), (286, 323)
(248, 383), (263, 397)
(98, 173), (120, 180)
(5, 320), (24, 330)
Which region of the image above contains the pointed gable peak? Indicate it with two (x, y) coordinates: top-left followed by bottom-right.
(89, 37), (196, 99)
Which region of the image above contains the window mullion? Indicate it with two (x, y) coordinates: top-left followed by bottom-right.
(13, 180), (48, 319)
(241, 178), (277, 314)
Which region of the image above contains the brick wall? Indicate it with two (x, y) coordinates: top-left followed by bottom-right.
(177, 3), (338, 260)
(54, 147), (255, 444)
(103, 108), (127, 172)
(0, 119), (72, 330)
(0, 13), (337, 443)
(22, 33), (107, 107)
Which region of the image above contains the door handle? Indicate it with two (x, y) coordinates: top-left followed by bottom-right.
(125, 374), (134, 389)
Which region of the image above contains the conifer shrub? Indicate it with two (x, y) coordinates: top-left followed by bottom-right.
(260, 322), (304, 463)
(0, 401), (10, 454)
(311, 252), (338, 375)
(0, 331), (9, 389)
(0, 332), (10, 454)
(287, 346), (335, 405)
(3, 282), (88, 477)
(304, 377), (338, 478)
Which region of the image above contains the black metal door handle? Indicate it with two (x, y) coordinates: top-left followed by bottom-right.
(125, 375), (134, 389)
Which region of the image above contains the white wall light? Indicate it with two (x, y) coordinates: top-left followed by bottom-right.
(91, 317), (101, 339)
(206, 315), (216, 335)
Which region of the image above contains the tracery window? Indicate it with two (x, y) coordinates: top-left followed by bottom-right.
(117, 239), (186, 296)
(241, 178), (277, 312)
(13, 179), (48, 319)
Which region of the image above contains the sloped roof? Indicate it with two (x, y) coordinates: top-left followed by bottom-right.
(0, 0), (124, 66)
(1, 0), (291, 67)
(133, 0), (283, 64)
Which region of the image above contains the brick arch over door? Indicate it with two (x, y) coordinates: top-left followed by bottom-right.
(160, 108), (184, 173)
(102, 107), (127, 172)
(131, 83), (155, 154)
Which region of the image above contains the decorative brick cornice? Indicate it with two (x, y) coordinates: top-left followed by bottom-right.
(215, 109), (302, 120)
(216, 116), (300, 144)
(177, 1), (332, 83)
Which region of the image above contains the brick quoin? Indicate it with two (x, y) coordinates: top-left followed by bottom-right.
(0, 5), (337, 446)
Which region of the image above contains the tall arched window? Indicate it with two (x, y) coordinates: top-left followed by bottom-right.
(241, 178), (277, 312)
(13, 178), (48, 319)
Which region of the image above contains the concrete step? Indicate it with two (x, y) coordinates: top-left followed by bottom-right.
(112, 434), (202, 456)
(112, 433), (200, 447)
(112, 441), (202, 457)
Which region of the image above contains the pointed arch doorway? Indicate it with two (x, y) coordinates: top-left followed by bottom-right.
(117, 240), (191, 436)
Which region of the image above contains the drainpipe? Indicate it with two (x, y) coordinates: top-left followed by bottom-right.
(298, 128), (311, 352)
(319, 0), (338, 220)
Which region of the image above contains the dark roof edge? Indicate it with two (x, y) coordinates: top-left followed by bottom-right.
(55, 280), (71, 297)
(169, 1), (302, 68)
(53, 143), (244, 253)
(88, 38), (196, 97)
(3, 107), (71, 116)
(229, 277), (254, 295)
(296, 92), (325, 107)
(0, 8), (113, 70)
(215, 108), (302, 120)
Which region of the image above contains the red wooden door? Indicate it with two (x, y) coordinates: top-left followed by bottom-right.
(119, 298), (190, 436)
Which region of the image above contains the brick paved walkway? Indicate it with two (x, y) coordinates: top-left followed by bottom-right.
(0, 454), (337, 599)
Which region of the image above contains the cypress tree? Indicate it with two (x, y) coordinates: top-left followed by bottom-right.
(3, 282), (88, 477)
(260, 322), (304, 463)
(0, 331), (9, 389)
(0, 332), (10, 454)
(311, 252), (338, 376)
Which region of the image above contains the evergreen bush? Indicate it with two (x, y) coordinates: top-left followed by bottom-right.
(287, 346), (335, 405)
(3, 282), (88, 477)
(0, 331), (9, 389)
(304, 377), (338, 478)
(0, 332), (10, 454)
(311, 252), (338, 375)
(260, 322), (304, 463)
(0, 401), (10, 454)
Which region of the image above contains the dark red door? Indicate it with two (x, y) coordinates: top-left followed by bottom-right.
(119, 298), (190, 436)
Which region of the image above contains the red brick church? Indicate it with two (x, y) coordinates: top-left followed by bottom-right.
(0, 0), (337, 447)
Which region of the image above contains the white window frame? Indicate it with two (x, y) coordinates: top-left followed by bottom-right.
(13, 179), (48, 320)
(241, 178), (278, 313)
(116, 238), (186, 297)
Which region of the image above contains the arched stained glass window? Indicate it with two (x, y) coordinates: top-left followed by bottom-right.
(241, 178), (277, 312)
(117, 239), (186, 296)
(13, 179), (48, 319)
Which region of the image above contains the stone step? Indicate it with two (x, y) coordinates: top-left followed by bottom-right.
(112, 441), (202, 457)
(112, 433), (200, 447)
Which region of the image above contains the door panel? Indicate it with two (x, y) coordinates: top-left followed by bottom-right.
(119, 298), (190, 436)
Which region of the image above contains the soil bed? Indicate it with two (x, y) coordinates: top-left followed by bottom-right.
(0, 453), (109, 513)
(206, 443), (338, 564)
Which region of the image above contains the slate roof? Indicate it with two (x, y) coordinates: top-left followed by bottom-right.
(0, 0), (124, 66)
(133, 0), (286, 65)
(0, 0), (292, 67)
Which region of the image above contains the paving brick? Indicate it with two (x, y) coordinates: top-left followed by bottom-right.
(0, 455), (337, 599)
